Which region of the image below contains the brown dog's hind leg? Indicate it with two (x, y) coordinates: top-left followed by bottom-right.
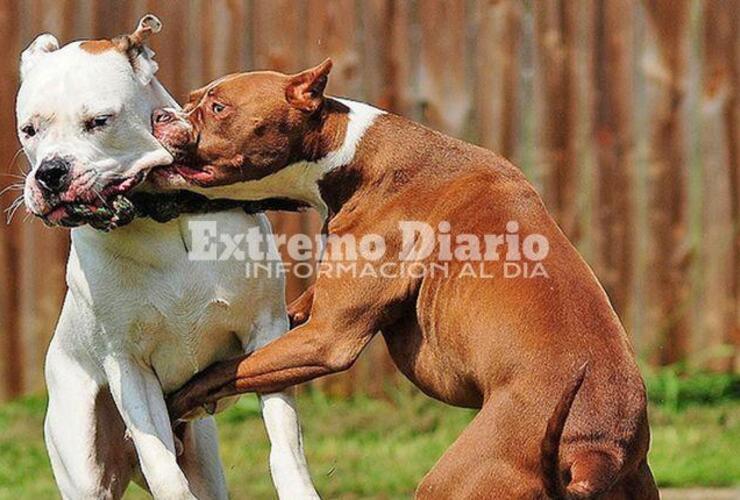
(415, 401), (543, 500)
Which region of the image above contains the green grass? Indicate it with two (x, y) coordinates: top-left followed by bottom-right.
(0, 379), (738, 499)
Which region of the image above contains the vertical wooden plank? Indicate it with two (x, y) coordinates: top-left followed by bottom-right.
(0, 0), (23, 400)
(515, 2), (537, 179)
(630, 0), (650, 360)
(303, 0), (360, 261)
(417, 0), (470, 137)
(699, 0), (737, 370)
(251, 0), (309, 305)
(592, 0), (635, 327)
(356, 0), (419, 118)
(304, 0), (361, 396)
(472, 0), (522, 159)
(182, 0), (203, 90)
(358, 0), (392, 107)
(532, 0), (582, 242)
(199, 0), (247, 79)
(226, 0), (248, 73)
(91, 0), (131, 38)
(732, 2), (740, 372)
(12, 0), (74, 394)
(146, 0), (188, 101)
(252, 0), (307, 72)
(641, 0), (690, 365)
(388, 0), (418, 117)
(306, 0), (360, 96)
(356, 0), (414, 396)
(306, 1), (401, 397)
(199, 0), (216, 82)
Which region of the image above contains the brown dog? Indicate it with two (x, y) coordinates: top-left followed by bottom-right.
(152, 60), (659, 499)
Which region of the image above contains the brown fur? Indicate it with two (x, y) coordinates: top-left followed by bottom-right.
(79, 39), (116, 54)
(80, 16), (159, 61)
(161, 62), (659, 499)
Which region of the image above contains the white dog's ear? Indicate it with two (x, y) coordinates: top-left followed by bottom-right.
(20, 33), (60, 80)
(131, 45), (159, 86)
(114, 14), (162, 85)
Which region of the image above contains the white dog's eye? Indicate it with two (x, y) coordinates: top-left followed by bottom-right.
(20, 124), (36, 138)
(84, 114), (113, 132)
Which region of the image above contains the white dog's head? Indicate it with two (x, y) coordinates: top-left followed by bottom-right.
(16, 15), (174, 228)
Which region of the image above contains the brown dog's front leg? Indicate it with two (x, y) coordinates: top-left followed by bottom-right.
(168, 318), (372, 421)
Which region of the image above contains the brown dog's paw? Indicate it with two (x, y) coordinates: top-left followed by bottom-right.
(288, 286), (315, 328)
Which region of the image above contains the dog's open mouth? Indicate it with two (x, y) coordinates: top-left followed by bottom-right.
(41, 172), (146, 231)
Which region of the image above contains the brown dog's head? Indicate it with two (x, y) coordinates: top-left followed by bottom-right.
(151, 59), (335, 190)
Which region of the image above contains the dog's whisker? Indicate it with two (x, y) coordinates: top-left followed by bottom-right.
(4, 195), (23, 213)
(0, 183), (25, 198)
(5, 196), (25, 223)
(4, 148), (26, 175)
(0, 172), (27, 180)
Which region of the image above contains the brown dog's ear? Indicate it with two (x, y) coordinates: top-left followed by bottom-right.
(285, 58), (333, 113)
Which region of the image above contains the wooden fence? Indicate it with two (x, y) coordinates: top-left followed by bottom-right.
(0, 0), (737, 401)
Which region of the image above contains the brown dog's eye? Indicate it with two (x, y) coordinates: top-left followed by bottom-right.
(212, 102), (226, 114)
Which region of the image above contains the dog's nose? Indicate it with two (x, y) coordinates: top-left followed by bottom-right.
(35, 157), (71, 194)
(152, 108), (175, 125)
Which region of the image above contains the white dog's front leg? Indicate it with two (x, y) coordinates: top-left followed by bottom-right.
(260, 391), (320, 499)
(245, 303), (319, 499)
(103, 355), (196, 500)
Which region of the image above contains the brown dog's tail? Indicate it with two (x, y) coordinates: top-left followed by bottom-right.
(540, 362), (621, 499)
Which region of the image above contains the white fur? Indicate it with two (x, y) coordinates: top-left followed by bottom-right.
(18, 41), (171, 214)
(20, 33), (60, 79)
(176, 98), (385, 218)
(20, 38), (318, 499)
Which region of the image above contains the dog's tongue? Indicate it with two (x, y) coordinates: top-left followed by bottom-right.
(45, 205), (70, 225)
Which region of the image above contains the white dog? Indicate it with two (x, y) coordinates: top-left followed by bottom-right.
(17, 16), (318, 499)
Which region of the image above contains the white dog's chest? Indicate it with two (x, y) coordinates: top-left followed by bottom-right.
(65, 211), (283, 392)
(125, 266), (253, 391)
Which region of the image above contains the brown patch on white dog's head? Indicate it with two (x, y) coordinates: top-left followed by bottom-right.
(79, 39), (116, 54)
(79, 14), (163, 85)
(80, 15), (161, 54)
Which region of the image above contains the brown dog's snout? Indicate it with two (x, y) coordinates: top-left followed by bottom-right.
(151, 107), (195, 157)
